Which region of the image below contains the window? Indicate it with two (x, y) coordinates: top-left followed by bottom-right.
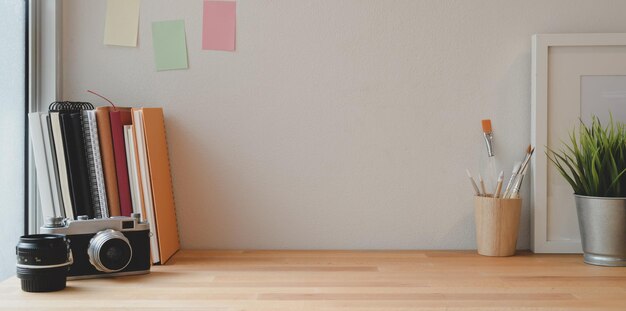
(0, 0), (26, 280)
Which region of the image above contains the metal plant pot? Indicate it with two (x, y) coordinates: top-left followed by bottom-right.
(575, 195), (626, 266)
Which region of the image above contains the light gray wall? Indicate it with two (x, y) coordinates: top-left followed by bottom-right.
(0, 0), (25, 280)
(61, 0), (626, 250)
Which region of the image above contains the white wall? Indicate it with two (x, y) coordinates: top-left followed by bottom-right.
(61, 0), (626, 250)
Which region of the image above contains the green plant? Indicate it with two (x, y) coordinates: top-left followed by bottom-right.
(546, 115), (626, 197)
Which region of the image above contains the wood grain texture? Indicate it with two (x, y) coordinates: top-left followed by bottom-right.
(2, 250), (626, 310)
(475, 196), (522, 256)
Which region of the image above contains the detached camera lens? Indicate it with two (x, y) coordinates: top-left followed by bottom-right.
(88, 229), (132, 273)
(16, 234), (71, 292)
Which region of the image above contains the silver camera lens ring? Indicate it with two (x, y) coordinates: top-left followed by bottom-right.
(16, 234), (71, 292)
(87, 229), (133, 273)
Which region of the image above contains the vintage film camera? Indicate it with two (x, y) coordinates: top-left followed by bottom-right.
(40, 214), (151, 279)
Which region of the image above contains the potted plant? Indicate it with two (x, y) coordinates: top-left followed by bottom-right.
(547, 115), (626, 266)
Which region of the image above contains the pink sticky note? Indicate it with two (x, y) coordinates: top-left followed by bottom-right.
(202, 1), (236, 51)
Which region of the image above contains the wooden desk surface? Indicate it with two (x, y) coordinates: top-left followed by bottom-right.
(2, 250), (626, 310)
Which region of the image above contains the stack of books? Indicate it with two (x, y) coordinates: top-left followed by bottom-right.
(29, 102), (180, 263)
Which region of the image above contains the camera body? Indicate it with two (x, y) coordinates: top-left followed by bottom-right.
(40, 215), (151, 279)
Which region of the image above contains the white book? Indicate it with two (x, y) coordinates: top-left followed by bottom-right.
(40, 114), (64, 218)
(28, 113), (55, 221)
(49, 112), (74, 219)
(124, 125), (142, 216)
(133, 110), (160, 263)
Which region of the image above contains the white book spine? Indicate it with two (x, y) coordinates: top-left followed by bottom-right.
(40, 114), (64, 218)
(50, 112), (74, 219)
(28, 113), (55, 221)
(133, 110), (160, 263)
(124, 125), (142, 216)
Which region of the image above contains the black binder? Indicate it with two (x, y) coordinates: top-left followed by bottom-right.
(50, 102), (95, 219)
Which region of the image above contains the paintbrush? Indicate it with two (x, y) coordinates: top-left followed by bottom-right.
(509, 146), (535, 198)
(494, 171), (504, 198)
(466, 169), (481, 196)
(482, 120), (494, 157)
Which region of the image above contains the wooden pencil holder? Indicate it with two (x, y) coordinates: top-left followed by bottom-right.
(474, 196), (522, 257)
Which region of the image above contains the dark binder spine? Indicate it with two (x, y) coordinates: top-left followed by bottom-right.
(50, 102), (96, 219)
(82, 111), (102, 218)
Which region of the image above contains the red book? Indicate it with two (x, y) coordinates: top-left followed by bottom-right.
(110, 108), (133, 216)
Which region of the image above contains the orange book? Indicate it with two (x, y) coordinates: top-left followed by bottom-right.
(140, 108), (180, 263)
(95, 106), (121, 216)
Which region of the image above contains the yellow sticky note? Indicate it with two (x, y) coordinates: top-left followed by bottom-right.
(104, 0), (140, 47)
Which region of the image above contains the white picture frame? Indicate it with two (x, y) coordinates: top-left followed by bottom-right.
(531, 33), (626, 253)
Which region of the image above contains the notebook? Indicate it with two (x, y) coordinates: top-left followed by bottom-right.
(60, 112), (94, 219)
(139, 108), (180, 263)
(40, 114), (64, 218)
(110, 108), (134, 216)
(132, 109), (160, 263)
(49, 101), (96, 219)
(95, 106), (122, 216)
(49, 111), (74, 219)
(83, 110), (109, 218)
(28, 112), (56, 221)
(124, 125), (143, 216)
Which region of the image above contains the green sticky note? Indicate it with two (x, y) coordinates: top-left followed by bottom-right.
(152, 20), (188, 71)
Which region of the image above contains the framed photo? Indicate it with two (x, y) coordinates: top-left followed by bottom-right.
(531, 33), (626, 253)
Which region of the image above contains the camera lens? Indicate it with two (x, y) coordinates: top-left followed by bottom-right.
(16, 234), (71, 292)
(88, 229), (132, 273)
